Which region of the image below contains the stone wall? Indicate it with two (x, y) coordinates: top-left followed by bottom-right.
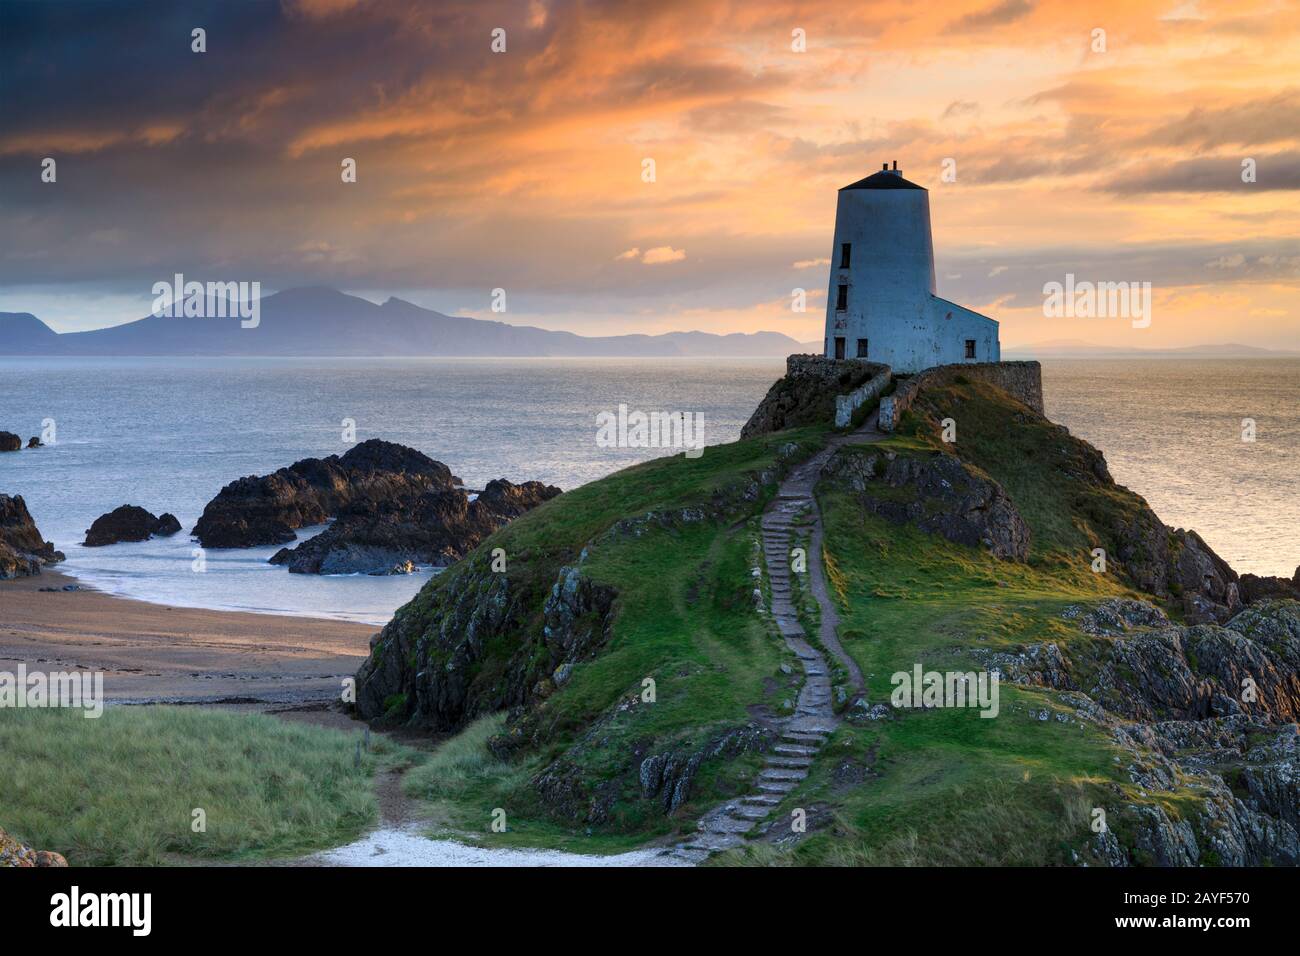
(879, 361), (1044, 432)
(741, 355), (891, 439)
(834, 367), (893, 428)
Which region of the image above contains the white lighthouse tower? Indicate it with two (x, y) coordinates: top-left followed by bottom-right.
(823, 162), (999, 373)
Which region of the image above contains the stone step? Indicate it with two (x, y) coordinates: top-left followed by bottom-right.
(680, 832), (746, 852)
(742, 794), (783, 806)
(664, 847), (713, 864)
(775, 743), (816, 756)
(702, 814), (756, 834)
(765, 755), (813, 769)
(758, 767), (808, 782)
(731, 804), (773, 821)
(757, 780), (798, 794)
(782, 732), (827, 745)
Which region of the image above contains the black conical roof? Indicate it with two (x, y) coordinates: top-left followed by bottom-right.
(841, 170), (925, 190)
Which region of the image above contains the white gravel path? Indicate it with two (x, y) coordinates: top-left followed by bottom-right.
(305, 827), (689, 867)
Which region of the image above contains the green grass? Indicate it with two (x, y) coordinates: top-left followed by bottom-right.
(718, 382), (1174, 865)
(0, 707), (412, 866)
(381, 381), (1189, 863)
(375, 430), (830, 839)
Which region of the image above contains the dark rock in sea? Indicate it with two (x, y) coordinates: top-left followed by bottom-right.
(1239, 566), (1300, 605)
(83, 505), (182, 547)
(827, 448), (1031, 560)
(191, 438), (460, 549)
(267, 476), (561, 575)
(26, 437), (41, 448)
(0, 432), (21, 452)
(0, 494), (64, 578)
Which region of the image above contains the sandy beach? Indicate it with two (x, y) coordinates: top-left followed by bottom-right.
(0, 570), (376, 706)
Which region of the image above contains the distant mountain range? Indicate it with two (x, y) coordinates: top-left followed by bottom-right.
(0, 287), (804, 358)
(1001, 339), (1300, 359)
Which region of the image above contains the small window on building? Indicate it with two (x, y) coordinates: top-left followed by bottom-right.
(834, 337), (846, 360)
(965, 339), (976, 359)
(836, 284), (848, 311)
(856, 338), (868, 358)
(840, 243), (852, 269)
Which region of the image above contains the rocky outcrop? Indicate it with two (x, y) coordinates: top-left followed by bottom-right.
(83, 505), (182, 546)
(0, 494), (64, 578)
(993, 599), (1300, 867)
(0, 826), (67, 867)
(1104, 718), (1300, 867)
(0, 432), (21, 452)
(358, 556), (616, 728)
(192, 438), (459, 548)
(269, 478), (560, 574)
(827, 448), (1031, 560)
(993, 599), (1300, 724)
(356, 557), (616, 728)
(741, 355), (890, 439)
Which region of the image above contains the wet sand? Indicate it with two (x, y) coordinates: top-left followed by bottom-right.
(0, 570), (376, 706)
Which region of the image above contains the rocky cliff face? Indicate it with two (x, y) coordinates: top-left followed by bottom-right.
(826, 447), (1031, 560)
(988, 598), (1300, 866)
(356, 554), (617, 725)
(0, 494), (64, 578)
(192, 438), (459, 548)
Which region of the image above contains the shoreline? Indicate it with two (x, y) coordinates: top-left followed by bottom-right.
(0, 569), (376, 707)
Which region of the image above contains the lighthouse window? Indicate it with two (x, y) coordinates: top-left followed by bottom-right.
(836, 284), (848, 311)
(840, 243), (852, 268)
(834, 337), (846, 359)
(965, 339), (977, 359)
(856, 338), (868, 358)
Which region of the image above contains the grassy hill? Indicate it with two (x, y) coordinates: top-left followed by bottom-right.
(356, 376), (1300, 865)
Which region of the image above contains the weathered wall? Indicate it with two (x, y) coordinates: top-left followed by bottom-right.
(879, 361), (1044, 432)
(741, 355), (891, 439)
(834, 366), (893, 428)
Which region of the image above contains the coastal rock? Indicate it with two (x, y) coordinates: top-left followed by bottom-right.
(1082, 601), (1300, 723)
(26, 437), (41, 448)
(269, 478), (560, 574)
(0, 493), (64, 578)
(827, 448), (1031, 560)
(356, 558), (616, 729)
(83, 505), (183, 546)
(191, 438), (460, 548)
(0, 432), (21, 452)
(1239, 566), (1300, 605)
(0, 826), (68, 867)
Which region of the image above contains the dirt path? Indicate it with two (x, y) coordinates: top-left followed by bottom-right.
(666, 411), (886, 862)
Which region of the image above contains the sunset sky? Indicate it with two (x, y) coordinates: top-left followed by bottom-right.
(2, 0), (1299, 349)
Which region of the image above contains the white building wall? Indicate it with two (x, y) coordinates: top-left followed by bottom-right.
(822, 168), (999, 374)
